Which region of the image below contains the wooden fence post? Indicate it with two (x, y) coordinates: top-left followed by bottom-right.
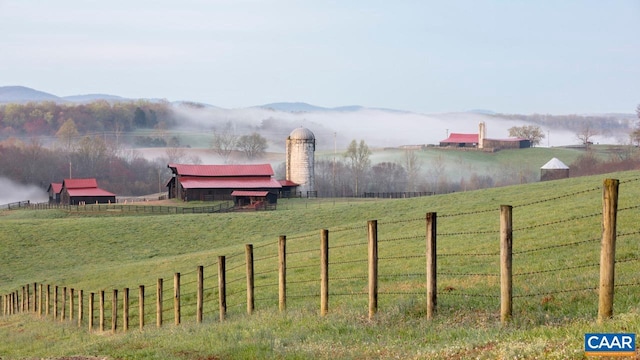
(38, 284), (43, 317)
(123, 288), (129, 332)
(500, 205), (513, 325)
(218, 256), (226, 322)
(112, 289), (118, 334)
(174, 273), (180, 325)
(279, 235), (286, 312)
(321, 229), (329, 316)
(46, 285), (50, 317)
(426, 212), (437, 320)
(33, 283), (37, 313)
(368, 220), (378, 320)
(139, 285), (145, 330)
(78, 290), (83, 327)
(99, 290), (105, 332)
(89, 292), (94, 332)
(157, 278), (163, 327)
(54, 286), (58, 320)
(246, 244), (254, 315)
(25, 285), (29, 313)
(69, 288), (74, 322)
(197, 266), (204, 323)
(61, 286), (67, 321)
(598, 178), (619, 323)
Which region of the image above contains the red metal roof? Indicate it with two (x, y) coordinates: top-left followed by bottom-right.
(178, 176), (282, 189)
(66, 188), (116, 197)
(63, 178), (98, 189)
(168, 163), (274, 177)
(278, 179), (298, 187)
(49, 183), (63, 193)
(231, 190), (270, 197)
(440, 133), (479, 143)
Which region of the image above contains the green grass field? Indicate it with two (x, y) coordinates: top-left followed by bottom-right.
(1, 170), (639, 359)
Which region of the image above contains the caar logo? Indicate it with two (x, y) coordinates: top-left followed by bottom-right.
(585, 333), (636, 356)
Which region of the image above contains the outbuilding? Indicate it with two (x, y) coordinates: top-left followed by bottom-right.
(540, 158), (570, 181)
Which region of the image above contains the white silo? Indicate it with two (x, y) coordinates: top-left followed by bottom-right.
(286, 127), (316, 195)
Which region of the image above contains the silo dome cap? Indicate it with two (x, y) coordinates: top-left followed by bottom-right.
(289, 127), (315, 140)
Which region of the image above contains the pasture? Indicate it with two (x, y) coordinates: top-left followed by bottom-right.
(1, 170), (639, 359)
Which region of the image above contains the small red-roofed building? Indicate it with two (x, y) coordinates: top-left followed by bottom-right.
(60, 178), (116, 205)
(47, 182), (63, 204)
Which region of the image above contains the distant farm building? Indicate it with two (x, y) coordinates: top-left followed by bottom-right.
(540, 158), (570, 181)
(439, 122), (530, 150)
(285, 127), (316, 196)
(60, 178), (116, 205)
(167, 163), (282, 203)
(47, 182), (62, 204)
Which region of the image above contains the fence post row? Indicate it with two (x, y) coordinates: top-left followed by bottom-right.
(0, 178), (628, 330)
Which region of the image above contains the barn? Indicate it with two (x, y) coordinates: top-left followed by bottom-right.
(439, 122), (531, 150)
(60, 178), (116, 205)
(167, 163), (282, 203)
(47, 182), (62, 204)
(439, 133), (479, 148)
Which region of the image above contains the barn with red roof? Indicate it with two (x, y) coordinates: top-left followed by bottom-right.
(60, 178), (116, 205)
(439, 122), (530, 150)
(167, 163), (282, 204)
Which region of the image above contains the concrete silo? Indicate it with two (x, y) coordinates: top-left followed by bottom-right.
(286, 127), (316, 196)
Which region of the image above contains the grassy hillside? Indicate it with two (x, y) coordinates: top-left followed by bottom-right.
(1, 171), (639, 359)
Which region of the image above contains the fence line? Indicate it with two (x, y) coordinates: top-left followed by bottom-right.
(3, 177), (639, 332)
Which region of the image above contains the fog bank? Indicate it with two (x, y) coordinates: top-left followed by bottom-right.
(0, 177), (48, 205)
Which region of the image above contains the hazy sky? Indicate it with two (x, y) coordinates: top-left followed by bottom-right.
(1, 0), (638, 114)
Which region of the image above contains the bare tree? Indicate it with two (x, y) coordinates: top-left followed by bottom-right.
(404, 149), (422, 192)
(576, 123), (598, 150)
(211, 121), (238, 164)
(344, 139), (371, 196)
(237, 132), (268, 160)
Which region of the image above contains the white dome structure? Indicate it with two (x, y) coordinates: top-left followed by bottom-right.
(286, 127), (316, 195)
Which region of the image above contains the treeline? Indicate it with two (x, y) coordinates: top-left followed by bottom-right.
(0, 138), (166, 196)
(491, 113), (634, 133)
(0, 100), (176, 139)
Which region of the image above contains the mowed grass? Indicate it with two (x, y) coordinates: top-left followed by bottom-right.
(1, 170), (640, 359)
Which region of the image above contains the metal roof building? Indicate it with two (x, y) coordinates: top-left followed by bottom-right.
(167, 163), (282, 203)
(60, 178), (116, 205)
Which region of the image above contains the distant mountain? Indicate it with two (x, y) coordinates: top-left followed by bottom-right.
(62, 94), (128, 103)
(258, 102), (396, 113)
(0, 86), (63, 103)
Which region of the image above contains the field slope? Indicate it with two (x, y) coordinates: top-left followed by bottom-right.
(1, 171), (639, 359)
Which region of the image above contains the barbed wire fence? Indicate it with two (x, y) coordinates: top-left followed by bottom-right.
(3, 178), (639, 332)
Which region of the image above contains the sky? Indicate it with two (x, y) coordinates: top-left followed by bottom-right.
(1, 0), (639, 115)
